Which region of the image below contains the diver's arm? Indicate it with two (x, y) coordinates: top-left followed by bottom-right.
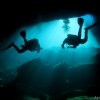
(1, 42), (27, 53)
(61, 38), (67, 48)
(77, 25), (82, 39)
(81, 29), (88, 44)
(23, 38), (28, 45)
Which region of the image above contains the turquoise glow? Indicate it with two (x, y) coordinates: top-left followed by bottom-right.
(15, 14), (99, 49)
(63, 14), (99, 48)
(0, 14), (99, 70)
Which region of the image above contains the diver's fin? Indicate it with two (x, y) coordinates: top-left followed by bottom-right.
(85, 22), (99, 30)
(20, 31), (26, 38)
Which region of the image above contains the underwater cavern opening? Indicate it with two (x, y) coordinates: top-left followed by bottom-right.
(0, 13), (100, 100)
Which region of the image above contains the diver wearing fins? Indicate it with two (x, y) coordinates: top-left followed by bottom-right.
(1, 30), (42, 53)
(62, 18), (99, 48)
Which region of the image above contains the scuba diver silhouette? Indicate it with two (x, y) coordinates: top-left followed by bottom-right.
(61, 18), (99, 48)
(1, 30), (42, 53)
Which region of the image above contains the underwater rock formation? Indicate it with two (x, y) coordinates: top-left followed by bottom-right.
(0, 52), (100, 100)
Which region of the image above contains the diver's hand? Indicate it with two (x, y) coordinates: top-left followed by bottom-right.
(61, 44), (64, 49)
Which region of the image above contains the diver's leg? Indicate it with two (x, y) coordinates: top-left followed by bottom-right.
(81, 28), (88, 44)
(85, 22), (99, 30)
(81, 22), (98, 44)
(12, 43), (27, 53)
(20, 31), (27, 45)
(1, 43), (14, 51)
(77, 18), (84, 39)
(77, 25), (82, 39)
(23, 38), (27, 45)
(1, 42), (26, 53)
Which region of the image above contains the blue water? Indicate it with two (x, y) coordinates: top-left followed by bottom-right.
(0, 14), (100, 100)
(0, 14), (99, 70)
